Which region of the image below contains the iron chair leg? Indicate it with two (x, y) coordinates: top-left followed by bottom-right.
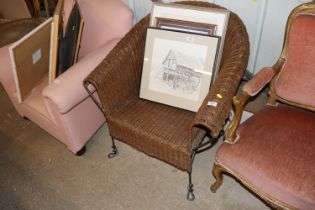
(187, 171), (195, 201)
(108, 136), (118, 159)
(75, 146), (86, 156)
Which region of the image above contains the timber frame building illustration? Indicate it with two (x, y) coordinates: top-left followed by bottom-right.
(161, 49), (204, 94)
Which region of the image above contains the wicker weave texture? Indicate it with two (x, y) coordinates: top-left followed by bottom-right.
(84, 1), (249, 172)
(107, 100), (206, 171)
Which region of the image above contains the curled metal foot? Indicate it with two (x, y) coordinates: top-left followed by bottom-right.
(108, 137), (118, 159)
(186, 184), (195, 201)
(108, 145), (118, 159)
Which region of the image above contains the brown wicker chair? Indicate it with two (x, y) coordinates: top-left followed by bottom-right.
(84, 1), (249, 200)
(210, 3), (315, 209)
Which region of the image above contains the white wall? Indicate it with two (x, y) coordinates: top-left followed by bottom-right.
(122, 0), (312, 74)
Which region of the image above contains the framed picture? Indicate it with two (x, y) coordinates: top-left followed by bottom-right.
(156, 17), (217, 35)
(150, 3), (229, 36)
(140, 28), (220, 112)
(150, 2), (229, 80)
(9, 18), (52, 103)
(49, 0), (83, 83)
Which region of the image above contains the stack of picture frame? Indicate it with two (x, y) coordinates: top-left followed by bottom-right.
(8, 0), (83, 103)
(140, 2), (230, 112)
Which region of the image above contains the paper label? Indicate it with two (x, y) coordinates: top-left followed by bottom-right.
(32, 49), (41, 64)
(207, 101), (218, 107)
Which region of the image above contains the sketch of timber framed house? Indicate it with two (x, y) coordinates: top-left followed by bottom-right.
(161, 49), (204, 94)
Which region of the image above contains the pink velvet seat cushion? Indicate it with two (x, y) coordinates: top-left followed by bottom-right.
(216, 105), (315, 210)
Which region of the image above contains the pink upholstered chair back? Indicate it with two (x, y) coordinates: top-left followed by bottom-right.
(75, 0), (133, 59)
(274, 8), (315, 108)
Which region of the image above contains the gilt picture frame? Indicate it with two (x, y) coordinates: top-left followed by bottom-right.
(140, 28), (220, 112)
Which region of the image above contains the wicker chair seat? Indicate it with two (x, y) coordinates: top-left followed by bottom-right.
(108, 99), (206, 171)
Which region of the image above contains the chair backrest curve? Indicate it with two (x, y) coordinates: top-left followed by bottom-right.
(272, 3), (315, 110)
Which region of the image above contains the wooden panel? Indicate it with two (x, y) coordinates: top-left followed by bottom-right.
(49, 0), (64, 83)
(10, 18), (52, 102)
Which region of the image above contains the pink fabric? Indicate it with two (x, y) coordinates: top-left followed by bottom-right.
(275, 13), (315, 108)
(243, 67), (275, 96)
(42, 39), (119, 114)
(0, 45), (25, 116)
(76, 0), (133, 59)
(0, 1), (133, 153)
(217, 105), (315, 210)
(0, 45), (16, 95)
(23, 75), (50, 119)
(59, 96), (105, 151)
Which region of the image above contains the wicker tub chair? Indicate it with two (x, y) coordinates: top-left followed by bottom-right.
(84, 1), (249, 200)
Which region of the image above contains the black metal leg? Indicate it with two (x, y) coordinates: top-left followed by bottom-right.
(76, 146), (86, 156)
(186, 171), (195, 201)
(108, 136), (118, 159)
(23, 117), (30, 121)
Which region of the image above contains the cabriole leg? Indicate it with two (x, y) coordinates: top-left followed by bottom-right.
(210, 164), (224, 193)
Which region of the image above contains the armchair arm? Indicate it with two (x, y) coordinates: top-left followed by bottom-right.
(242, 67), (276, 96)
(84, 17), (149, 117)
(42, 39), (120, 114)
(191, 12), (250, 142)
(224, 67), (277, 143)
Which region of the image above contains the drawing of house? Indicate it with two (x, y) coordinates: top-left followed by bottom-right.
(161, 49), (203, 93)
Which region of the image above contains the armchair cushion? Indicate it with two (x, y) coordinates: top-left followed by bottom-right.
(216, 105), (315, 209)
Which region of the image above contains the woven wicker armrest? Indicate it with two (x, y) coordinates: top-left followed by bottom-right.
(192, 12), (250, 138)
(84, 17), (149, 116)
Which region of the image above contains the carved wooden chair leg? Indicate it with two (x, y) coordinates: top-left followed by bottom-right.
(108, 136), (118, 159)
(186, 171), (195, 201)
(210, 164), (224, 193)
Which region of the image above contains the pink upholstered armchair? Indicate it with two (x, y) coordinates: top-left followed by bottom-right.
(210, 2), (315, 209)
(0, 0), (133, 155)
